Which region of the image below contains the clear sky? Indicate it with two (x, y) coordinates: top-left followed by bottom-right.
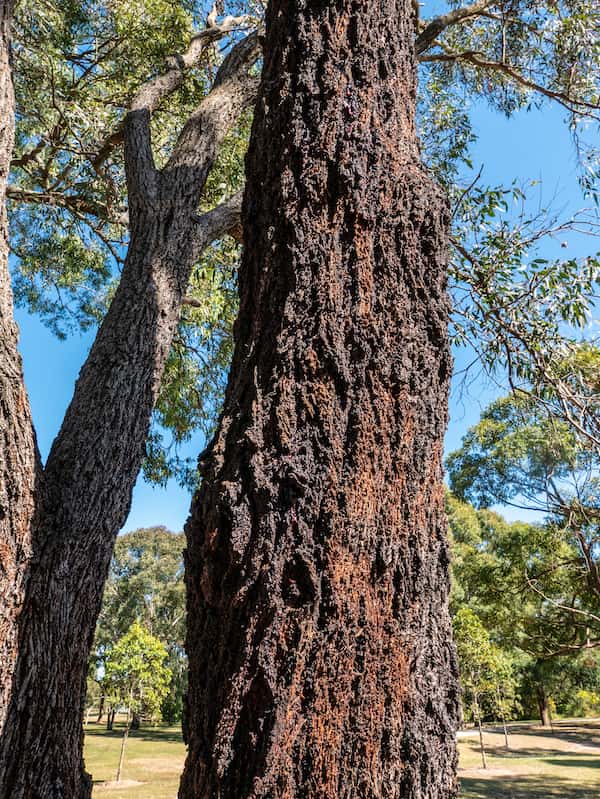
(14, 90), (595, 533)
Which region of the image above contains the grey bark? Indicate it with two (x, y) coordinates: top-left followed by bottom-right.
(0, 20), (260, 799)
(0, 0), (40, 728)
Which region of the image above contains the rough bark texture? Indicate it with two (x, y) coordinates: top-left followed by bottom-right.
(536, 684), (551, 729)
(0, 29), (259, 799)
(0, 0), (40, 730)
(181, 2), (459, 797)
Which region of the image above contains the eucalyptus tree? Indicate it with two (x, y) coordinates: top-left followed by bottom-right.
(93, 527), (186, 723)
(0, 0), (597, 796)
(0, 2), (261, 795)
(453, 608), (517, 765)
(447, 494), (591, 725)
(103, 621), (171, 783)
(180, 0), (461, 794)
(448, 391), (600, 643)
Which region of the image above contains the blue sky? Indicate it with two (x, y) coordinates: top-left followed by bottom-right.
(14, 93), (596, 533)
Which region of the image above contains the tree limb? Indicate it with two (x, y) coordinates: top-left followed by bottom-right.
(420, 49), (600, 118)
(92, 13), (255, 172)
(192, 189), (243, 254)
(166, 32), (261, 175)
(131, 14), (252, 115)
(416, 0), (497, 54)
(5, 185), (126, 225)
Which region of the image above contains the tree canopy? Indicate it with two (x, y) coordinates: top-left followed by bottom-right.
(9, 0), (599, 486)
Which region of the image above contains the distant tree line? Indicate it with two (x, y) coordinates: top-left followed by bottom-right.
(89, 483), (600, 738)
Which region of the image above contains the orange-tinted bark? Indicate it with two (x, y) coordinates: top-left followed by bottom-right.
(181, 1), (459, 796)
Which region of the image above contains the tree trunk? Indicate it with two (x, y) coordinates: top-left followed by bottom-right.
(475, 710), (487, 770)
(496, 686), (510, 749)
(116, 707), (131, 783)
(537, 684), (552, 728)
(0, 0), (40, 731)
(502, 717), (510, 749)
(0, 32), (259, 799)
(180, 1), (459, 797)
(107, 707), (116, 732)
(96, 694), (105, 725)
(130, 712), (141, 731)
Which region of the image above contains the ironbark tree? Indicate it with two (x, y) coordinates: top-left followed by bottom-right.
(0, 0), (39, 733)
(181, 1), (460, 797)
(0, 9), (259, 798)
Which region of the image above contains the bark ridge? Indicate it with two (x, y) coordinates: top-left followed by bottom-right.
(181, 1), (459, 797)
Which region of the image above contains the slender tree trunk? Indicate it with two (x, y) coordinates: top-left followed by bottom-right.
(475, 705), (487, 770)
(537, 683), (552, 728)
(0, 32), (259, 799)
(116, 707), (131, 783)
(501, 716), (510, 749)
(96, 694), (105, 724)
(107, 707), (116, 732)
(0, 0), (40, 730)
(181, 1), (459, 797)
(496, 687), (510, 748)
(130, 712), (141, 731)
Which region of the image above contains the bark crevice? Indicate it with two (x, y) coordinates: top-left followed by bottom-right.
(181, 1), (459, 797)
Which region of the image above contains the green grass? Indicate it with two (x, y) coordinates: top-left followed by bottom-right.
(84, 716), (600, 798)
(459, 719), (600, 799)
(85, 717), (185, 799)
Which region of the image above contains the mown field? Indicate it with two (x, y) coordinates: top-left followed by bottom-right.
(85, 717), (600, 798)
(459, 719), (600, 799)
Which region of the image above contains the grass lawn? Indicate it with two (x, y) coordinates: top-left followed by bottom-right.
(84, 716), (600, 798)
(85, 718), (185, 799)
(459, 719), (600, 798)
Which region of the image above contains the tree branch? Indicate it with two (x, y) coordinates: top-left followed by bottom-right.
(123, 109), (160, 221)
(416, 0), (497, 54)
(525, 571), (600, 627)
(5, 185), (126, 225)
(92, 13), (255, 172)
(166, 32), (261, 175)
(420, 49), (600, 118)
(131, 14), (252, 115)
(192, 189), (243, 255)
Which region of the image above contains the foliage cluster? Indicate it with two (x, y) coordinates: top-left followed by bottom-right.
(8, 0), (599, 486)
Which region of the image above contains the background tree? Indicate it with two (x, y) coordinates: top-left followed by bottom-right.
(103, 621), (171, 783)
(93, 527), (186, 723)
(447, 492), (600, 726)
(448, 392), (600, 648)
(453, 607), (518, 766)
(84, 676), (102, 729)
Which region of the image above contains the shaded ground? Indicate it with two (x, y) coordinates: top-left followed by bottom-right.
(459, 719), (600, 799)
(84, 716), (600, 797)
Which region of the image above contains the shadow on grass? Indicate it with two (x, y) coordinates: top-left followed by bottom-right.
(84, 725), (184, 744)
(517, 722), (600, 751)
(543, 756), (600, 769)
(461, 775), (596, 799)
(465, 745), (586, 760)
(465, 744), (600, 761)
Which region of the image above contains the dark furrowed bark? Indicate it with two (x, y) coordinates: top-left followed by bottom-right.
(181, 1), (459, 797)
(0, 34), (259, 799)
(0, 225), (195, 799)
(0, 0), (40, 732)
